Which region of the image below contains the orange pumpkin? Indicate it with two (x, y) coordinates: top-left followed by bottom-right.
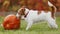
(2, 14), (20, 30)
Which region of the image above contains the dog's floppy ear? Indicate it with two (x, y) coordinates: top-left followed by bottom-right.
(18, 6), (25, 13)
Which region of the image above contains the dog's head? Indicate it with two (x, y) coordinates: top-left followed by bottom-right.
(16, 6), (26, 18)
(16, 6), (29, 19)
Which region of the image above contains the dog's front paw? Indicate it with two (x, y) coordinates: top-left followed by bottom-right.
(26, 28), (29, 31)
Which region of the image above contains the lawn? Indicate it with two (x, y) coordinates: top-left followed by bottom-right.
(0, 16), (60, 34)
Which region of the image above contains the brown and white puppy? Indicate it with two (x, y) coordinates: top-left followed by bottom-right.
(16, 1), (58, 30)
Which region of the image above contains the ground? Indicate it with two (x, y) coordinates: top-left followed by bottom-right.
(0, 16), (60, 34)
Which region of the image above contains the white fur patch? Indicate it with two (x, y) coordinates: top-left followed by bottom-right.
(24, 9), (58, 30)
(16, 13), (20, 18)
(48, 1), (53, 6)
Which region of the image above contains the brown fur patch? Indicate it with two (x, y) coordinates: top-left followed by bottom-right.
(51, 6), (56, 19)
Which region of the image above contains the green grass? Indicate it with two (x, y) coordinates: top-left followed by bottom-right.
(0, 16), (60, 34)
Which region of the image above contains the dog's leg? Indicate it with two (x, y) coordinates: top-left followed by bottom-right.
(47, 17), (58, 29)
(26, 21), (33, 30)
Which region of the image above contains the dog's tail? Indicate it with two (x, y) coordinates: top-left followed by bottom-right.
(51, 6), (57, 19)
(48, 1), (57, 19)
